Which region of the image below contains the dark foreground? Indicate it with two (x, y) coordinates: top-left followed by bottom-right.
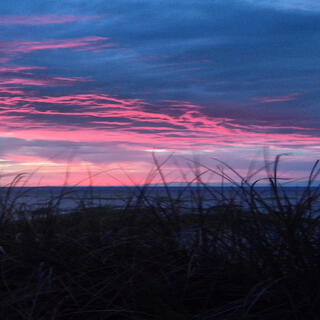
(1, 159), (320, 319)
(1, 201), (320, 319)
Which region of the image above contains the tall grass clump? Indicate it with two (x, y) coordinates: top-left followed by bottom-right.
(0, 155), (320, 319)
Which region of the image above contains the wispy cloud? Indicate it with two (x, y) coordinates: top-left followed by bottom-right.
(243, 0), (320, 12)
(0, 76), (89, 87)
(0, 14), (100, 25)
(0, 66), (46, 74)
(0, 37), (114, 55)
(252, 93), (301, 103)
(0, 90), (319, 152)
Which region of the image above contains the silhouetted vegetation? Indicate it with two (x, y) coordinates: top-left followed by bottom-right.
(1, 156), (320, 319)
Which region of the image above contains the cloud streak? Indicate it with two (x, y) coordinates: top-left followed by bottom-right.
(252, 93), (301, 103)
(0, 66), (46, 74)
(0, 37), (114, 55)
(0, 90), (319, 152)
(0, 14), (100, 25)
(0, 76), (88, 87)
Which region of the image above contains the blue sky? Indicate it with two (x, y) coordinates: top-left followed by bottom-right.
(0, 0), (319, 185)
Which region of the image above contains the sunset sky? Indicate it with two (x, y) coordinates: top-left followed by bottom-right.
(0, 0), (320, 186)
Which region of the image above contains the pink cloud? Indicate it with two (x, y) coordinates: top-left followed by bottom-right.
(1, 89), (320, 186)
(0, 66), (46, 74)
(0, 154), (156, 186)
(0, 78), (53, 86)
(16, 94), (148, 109)
(4, 155), (48, 163)
(0, 37), (115, 55)
(0, 57), (11, 63)
(0, 15), (100, 25)
(1, 91), (320, 152)
(0, 76), (89, 87)
(51, 77), (89, 82)
(228, 122), (314, 132)
(0, 86), (26, 95)
(252, 93), (301, 103)
(1, 91), (320, 186)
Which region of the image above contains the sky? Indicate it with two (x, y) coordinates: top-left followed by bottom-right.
(0, 0), (320, 186)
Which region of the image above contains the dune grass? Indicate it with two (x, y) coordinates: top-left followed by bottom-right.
(1, 156), (320, 319)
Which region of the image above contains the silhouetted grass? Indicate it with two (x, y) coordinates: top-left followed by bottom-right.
(1, 156), (320, 319)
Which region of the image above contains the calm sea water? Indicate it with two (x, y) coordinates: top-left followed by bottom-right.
(1, 186), (318, 214)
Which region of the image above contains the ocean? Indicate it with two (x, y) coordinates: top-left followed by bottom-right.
(1, 186), (318, 215)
